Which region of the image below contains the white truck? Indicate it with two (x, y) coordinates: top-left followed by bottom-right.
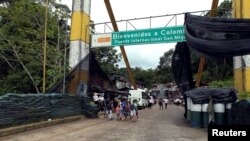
(128, 89), (148, 109)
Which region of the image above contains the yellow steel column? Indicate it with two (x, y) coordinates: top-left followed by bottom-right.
(233, 0), (250, 92)
(69, 0), (91, 95)
(70, 0), (90, 68)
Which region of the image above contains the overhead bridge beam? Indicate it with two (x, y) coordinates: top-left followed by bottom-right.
(104, 0), (137, 89)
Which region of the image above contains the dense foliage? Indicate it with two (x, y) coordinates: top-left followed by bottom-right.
(0, 0), (234, 95)
(92, 47), (121, 74)
(0, 0), (70, 95)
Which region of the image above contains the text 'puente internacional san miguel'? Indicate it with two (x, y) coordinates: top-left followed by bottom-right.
(52, 0), (250, 97)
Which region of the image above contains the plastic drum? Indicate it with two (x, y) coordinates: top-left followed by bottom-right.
(190, 100), (202, 128)
(213, 103), (225, 125)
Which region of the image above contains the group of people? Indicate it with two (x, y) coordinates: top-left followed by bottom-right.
(92, 93), (105, 110)
(116, 99), (139, 121)
(93, 93), (139, 121)
(158, 98), (169, 110)
(104, 98), (140, 121)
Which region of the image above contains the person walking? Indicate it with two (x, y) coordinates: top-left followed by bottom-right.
(120, 99), (127, 120)
(93, 93), (99, 105)
(116, 103), (120, 120)
(134, 100), (139, 120)
(129, 101), (136, 120)
(106, 98), (113, 120)
(99, 93), (105, 111)
(148, 96), (154, 109)
(158, 98), (163, 110)
(123, 100), (130, 120)
(103, 98), (107, 118)
(163, 98), (169, 109)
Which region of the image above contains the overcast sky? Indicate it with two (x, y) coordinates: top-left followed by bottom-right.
(60, 0), (223, 69)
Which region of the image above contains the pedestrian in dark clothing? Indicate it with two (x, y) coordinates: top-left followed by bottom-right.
(106, 98), (113, 120)
(159, 98), (163, 110)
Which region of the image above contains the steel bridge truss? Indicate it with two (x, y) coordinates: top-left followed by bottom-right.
(90, 10), (211, 34)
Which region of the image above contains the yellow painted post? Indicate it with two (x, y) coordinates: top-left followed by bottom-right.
(233, 0), (250, 93)
(233, 57), (243, 92)
(69, 0), (91, 95)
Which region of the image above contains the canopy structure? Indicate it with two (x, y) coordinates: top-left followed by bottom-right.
(173, 13), (250, 94)
(185, 13), (250, 58)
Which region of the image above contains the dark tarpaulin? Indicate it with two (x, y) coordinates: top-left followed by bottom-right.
(231, 100), (250, 125)
(172, 42), (194, 95)
(0, 93), (98, 128)
(185, 13), (250, 57)
(172, 42), (194, 119)
(185, 88), (237, 104)
(174, 14), (250, 91)
(172, 13), (250, 119)
(0, 52), (112, 128)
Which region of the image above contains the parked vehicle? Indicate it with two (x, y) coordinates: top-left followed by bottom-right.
(128, 89), (148, 109)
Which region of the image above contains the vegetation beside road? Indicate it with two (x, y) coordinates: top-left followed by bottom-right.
(0, 0), (234, 95)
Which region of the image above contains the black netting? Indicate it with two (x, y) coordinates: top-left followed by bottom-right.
(231, 100), (250, 125)
(185, 13), (250, 57)
(185, 87), (237, 104)
(172, 42), (194, 95)
(0, 93), (98, 128)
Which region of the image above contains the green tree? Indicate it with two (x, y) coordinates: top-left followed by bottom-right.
(132, 67), (156, 87)
(158, 49), (174, 69)
(0, 0), (70, 95)
(217, 0), (232, 18)
(92, 47), (121, 74)
(156, 49), (174, 84)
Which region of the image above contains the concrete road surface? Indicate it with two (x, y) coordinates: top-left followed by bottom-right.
(0, 104), (207, 141)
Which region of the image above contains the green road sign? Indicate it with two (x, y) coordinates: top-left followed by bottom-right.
(111, 26), (186, 46)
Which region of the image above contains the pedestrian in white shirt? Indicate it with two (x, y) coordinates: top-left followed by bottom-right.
(93, 93), (99, 105)
(163, 98), (169, 109)
(99, 93), (105, 111)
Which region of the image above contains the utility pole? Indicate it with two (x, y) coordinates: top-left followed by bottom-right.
(42, 0), (49, 93)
